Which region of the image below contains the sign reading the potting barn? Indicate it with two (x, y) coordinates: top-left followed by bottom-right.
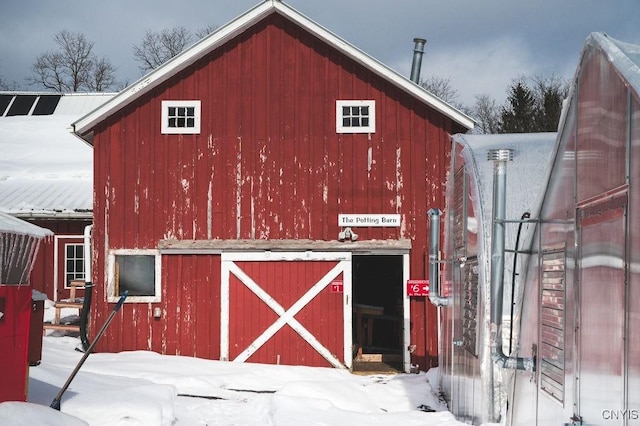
(330, 281), (343, 293)
(407, 279), (429, 296)
(338, 214), (401, 227)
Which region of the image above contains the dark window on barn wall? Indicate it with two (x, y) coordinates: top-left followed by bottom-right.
(108, 250), (161, 302)
(336, 100), (376, 133)
(161, 100), (201, 134)
(115, 255), (155, 296)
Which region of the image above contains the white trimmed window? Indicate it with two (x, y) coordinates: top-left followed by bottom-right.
(64, 243), (85, 288)
(107, 249), (161, 303)
(336, 100), (375, 134)
(161, 100), (201, 134)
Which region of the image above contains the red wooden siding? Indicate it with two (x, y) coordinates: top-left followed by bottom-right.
(28, 219), (90, 300)
(93, 254), (221, 359)
(90, 14), (459, 367)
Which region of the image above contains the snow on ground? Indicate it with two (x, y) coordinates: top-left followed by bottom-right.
(0, 335), (469, 426)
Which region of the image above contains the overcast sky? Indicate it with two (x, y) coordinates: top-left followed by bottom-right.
(1, 0), (639, 107)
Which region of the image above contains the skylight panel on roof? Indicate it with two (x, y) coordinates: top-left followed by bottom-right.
(6, 95), (37, 116)
(0, 95), (12, 116)
(32, 95), (62, 115)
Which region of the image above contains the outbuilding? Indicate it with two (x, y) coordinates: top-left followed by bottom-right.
(434, 32), (640, 424)
(72, 0), (473, 371)
(0, 91), (114, 302)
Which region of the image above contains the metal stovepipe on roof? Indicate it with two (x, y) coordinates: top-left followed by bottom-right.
(487, 148), (535, 372)
(410, 38), (427, 84)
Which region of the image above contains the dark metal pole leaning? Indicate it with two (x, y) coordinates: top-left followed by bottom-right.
(50, 291), (128, 411)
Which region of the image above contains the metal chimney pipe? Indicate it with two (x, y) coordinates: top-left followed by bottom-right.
(410, 38), (427, 84)
(487, 148), (534, 373)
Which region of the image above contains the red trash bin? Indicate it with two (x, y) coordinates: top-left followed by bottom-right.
(0, 284), (32, 402)
(29, 290), (46, 366)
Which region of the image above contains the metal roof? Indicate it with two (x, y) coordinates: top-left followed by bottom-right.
(72, 0), (474, 139)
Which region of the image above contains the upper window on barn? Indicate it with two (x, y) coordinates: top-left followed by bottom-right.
(107, 249), (161, 303)
(161, 100), (201, 134)
(336, 100), (376, 134)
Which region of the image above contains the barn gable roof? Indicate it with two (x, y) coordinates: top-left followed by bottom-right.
(72, 0), (474, 140)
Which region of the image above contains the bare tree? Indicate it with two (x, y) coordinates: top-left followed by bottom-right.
(133, 27), (193, 73)
(28, 30), (118, 92)
(132, 25), (218, 74)
(471, 94), (501, 134)
(90, 57), (118, 92)
(531, 74), (568, 132)
(0, 63), (18, 90)
(420, 76), (459, 105)
(195, 25), (218, 39)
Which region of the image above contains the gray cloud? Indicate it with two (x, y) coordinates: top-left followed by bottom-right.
(2, 0), (639, 107)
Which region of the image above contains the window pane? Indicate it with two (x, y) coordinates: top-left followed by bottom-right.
(66, 245), (74, 258)
(168, 118), (177, 128)
(342, 106), (350, 116)
(186, 107), (194, 116)
(168, 107), (176, 116)
(177, 118), (186, 127)
(116, 255), (155, 296)
(361, 106), (369, 116)
(351, 117), (360, 127)
(343, 117), (351, 127)
(76, 245), (84, 257)
(187, 118), (195, 127)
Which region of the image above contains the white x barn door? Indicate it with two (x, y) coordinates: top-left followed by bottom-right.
(221, 251), (352, 368)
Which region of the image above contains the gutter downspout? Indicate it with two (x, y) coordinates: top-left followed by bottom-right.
(487, 149), (535, 372)
(410, 38), (427, 84)
(79, 224), (93, 351)
(427, 208), (449, 306)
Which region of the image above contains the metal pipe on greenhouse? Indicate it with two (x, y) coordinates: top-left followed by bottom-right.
(487, 148), (534, 372)
(427, 208), (448, 306)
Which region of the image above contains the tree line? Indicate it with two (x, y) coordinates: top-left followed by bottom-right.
(420, 74), (569, 134)
(0, 28), (569, 134)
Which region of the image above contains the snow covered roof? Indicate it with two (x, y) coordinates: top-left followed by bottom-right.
(0, 92), (114, 218)
(451, 132), (557, 263)
(0, 211), (52, 238)
(72, 0), (474, 140)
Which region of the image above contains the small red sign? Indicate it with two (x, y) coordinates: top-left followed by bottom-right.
(407, 279), (429, 297)
(330, 281), (343, 293)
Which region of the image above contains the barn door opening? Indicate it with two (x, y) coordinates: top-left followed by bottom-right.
(352, 254), (404, 372)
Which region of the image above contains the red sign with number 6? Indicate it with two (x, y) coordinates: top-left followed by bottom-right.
(407, 279), (429, 296)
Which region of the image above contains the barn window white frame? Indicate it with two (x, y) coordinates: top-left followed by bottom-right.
(107, 249), (161, 303)
(336, 100), (375, 133)
(161, 100), (201, 134)
(64, 243), (85, 289)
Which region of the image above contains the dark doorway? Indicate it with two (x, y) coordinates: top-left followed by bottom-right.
(352, 255), (403, 372)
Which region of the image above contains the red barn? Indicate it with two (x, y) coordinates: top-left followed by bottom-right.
(72, 1), (473, 371)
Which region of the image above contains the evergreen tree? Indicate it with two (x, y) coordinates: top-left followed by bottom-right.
(500, 80), (537, 133)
